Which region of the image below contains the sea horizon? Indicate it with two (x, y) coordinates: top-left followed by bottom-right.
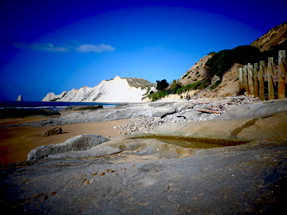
(0, 101), (127, 110)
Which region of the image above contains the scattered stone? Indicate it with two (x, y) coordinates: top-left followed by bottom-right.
(99, 173), (105, 176)
(34, 193), (44, 199)
(42, 127), (62, 137)
(41, 196), (48, 202)
(115, 95), (262, 135)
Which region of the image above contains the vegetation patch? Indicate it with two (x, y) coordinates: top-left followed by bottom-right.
(148, 90), (169, 101)
(205, 42), (287, 81)
(210, 80), (222, 91)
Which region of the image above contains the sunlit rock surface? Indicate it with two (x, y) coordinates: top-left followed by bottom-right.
(42, 76), (156, 102)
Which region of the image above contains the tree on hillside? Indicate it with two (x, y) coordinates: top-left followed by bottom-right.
(156, 79), (169, 91)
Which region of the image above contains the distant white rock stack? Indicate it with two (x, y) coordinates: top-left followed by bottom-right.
(16, 95), (23, 101)
(42, 76), (156, 102)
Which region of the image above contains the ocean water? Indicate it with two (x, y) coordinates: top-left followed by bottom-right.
(0, 101), (123, 110)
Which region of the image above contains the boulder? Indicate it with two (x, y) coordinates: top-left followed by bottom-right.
(151, 106), (176, 117)
(181, 110), (206, 120)
(42, 127), (63, 137)
(27, 134), (110, 160)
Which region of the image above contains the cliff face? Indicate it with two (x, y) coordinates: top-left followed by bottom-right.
(251, 21), (287, 51)
(42, 76), (156, 102)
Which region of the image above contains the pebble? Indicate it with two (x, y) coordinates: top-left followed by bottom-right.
(115, 95), (260, 135)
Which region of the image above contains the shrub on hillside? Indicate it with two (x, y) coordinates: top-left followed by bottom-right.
(148, 90), (169, 101)
(205, 45), (261, 80)
(205, 42), (287, 82)
(170, 80), (183, 94)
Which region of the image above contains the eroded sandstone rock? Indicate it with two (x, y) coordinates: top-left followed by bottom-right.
(27, 134), (110, 160)
(42, 127), (62, 137)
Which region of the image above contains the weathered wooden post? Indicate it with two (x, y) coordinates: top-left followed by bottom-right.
(254, 63), (259, 97)
(243, 65), (249, 94)
(278, 50), (286, 99)
(259, 60), (265, 100)
(239, 68), (243, 91)
(268, 57), (275, 100)
(248, 63), (254, 95)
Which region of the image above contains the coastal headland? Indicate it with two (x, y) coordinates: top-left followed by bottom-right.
(1, 21), (287, 214)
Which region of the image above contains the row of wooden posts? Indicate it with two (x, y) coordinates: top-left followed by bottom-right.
(239, 50), (287, 100)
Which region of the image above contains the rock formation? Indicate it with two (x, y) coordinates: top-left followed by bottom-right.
(27, 134), (110, 160)
(42, 76), (155, 102)
(16, 95), (23, 101)
(251, 21), (287, 51)
(3, 100), (287, 214)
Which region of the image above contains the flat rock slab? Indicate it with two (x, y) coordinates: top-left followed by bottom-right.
(216, 99), (287, 120)
(0, 108), (60, 119)
(1, 143), (287, 214)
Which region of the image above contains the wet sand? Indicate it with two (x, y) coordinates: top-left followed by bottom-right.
(0, 116), (128, 165)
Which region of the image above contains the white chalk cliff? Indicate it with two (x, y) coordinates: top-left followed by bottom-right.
(42, 76), (156, 102)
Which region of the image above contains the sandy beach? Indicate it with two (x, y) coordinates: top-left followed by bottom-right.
(0, 115), (128, 165)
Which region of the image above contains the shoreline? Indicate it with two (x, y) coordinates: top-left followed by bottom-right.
(0, 115), (128, 165)
(0, 96), (270, 165)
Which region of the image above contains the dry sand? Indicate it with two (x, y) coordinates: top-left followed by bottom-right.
(0, 116), (128, 166)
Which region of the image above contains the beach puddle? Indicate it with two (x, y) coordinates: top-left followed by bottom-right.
(130, 135), (249, 149)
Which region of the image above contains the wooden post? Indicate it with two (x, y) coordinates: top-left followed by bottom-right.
(254, 63), (259, 97)
(243, 65), (249, 94)
(239, 68), (243, 91)
(259, 60), (265, 100)
(278, 50), (286, 99)
(268, 57), (275, 100)
(248, 63), (254, 95)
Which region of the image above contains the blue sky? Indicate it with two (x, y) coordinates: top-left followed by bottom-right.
(0, 0), (286, 101)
